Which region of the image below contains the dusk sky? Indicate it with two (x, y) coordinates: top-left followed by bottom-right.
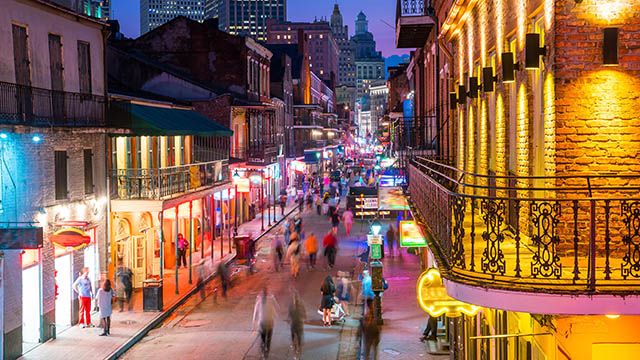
(110, 0), (408, 57)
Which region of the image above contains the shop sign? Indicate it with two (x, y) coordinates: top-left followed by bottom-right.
(0, 226), (43, 249)
(417, 268), (481, 317)
(400, 220), (427, 247)
(367, 234), (383, 245)
(233, 177), (250, 193)
(370, 244), (382, 260)
(50, 227), (91, 250)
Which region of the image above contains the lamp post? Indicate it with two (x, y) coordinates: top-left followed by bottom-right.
(233, 171), (239, 236)
(369, 218), (384, 325)
(266, 170), (272, 227)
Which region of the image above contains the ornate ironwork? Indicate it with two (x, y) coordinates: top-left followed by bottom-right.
(621, 201), (640, 279)
(572, 200), (580, 281)
(530, 202), (562, 279)
(451, 197), (466, 268)
(401, 0), (425, 16)
(481, 199), (506, 275)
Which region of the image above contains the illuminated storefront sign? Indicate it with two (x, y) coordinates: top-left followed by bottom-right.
(417, 268), (482, 317)
(379, 175), (407, 187)
(233, 178), (250, 193)
(291, 160), (306, 173)
(378, 187), (410, 211)
(50, 227), (91, 250)
(399, 220), (427, 247)
(367, 234), (383, 245)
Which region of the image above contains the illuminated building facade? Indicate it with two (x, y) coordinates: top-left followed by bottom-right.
(396, 0), (640, 358)
(206, 0), (286, 42)
(140, 0), (205, 34)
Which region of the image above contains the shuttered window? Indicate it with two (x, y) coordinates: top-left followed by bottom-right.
(77, 41), (92, 94)
(55, 151), (68, 200)
(84, 149), (94, 194)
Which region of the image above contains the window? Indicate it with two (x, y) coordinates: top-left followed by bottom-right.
(84, 149), (94, 194)
(77, 41), (92, 94)
(55, 151), (68, 200)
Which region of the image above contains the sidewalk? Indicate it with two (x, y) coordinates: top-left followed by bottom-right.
(372, 245), (449, 360)
(20, 202), (297, 360)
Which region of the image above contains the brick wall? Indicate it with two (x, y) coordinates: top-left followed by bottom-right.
(0, 128), (108, 345)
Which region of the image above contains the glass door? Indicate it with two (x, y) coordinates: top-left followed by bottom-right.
(131, 235), (146, 287)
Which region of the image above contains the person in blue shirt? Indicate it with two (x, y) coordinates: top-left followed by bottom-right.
(72, 267), (94, 328)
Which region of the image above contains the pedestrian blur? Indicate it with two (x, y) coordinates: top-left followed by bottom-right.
(323, 230), (338, 269)
(253, 287), (279, 358)
(305, 232), (318, 269)
(288, 291), (307, 359)
(320, 275), (336, 327)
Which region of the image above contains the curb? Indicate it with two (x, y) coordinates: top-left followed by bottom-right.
(106, 206), (298, 359)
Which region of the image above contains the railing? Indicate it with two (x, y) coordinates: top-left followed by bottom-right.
(391, 116), (438, 151)
(247, 144), (277, 164)
(408, 156), (640, 294)
(397, 0), (425, 18)
(0, 81), (105, 127)
(231, 146), (246, 160)
(112, 159), (229, 200)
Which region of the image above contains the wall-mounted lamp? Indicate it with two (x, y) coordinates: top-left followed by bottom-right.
(449, 92), (458, 110)
(482, 67), (497, 92)
(501, 52), (519, 83)
(457, 85), (466, 104)
(467, 76), (479, 98)
(603, 27), (619, 66)
(525, 33), (547, 70)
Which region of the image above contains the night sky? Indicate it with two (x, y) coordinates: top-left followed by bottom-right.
(110, 0), (407, 57)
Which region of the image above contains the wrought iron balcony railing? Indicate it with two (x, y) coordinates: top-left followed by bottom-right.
(395, 0), (435, 48)
(0, 81), (106, 127)
(409, 156), (640, 295)
(111, 159), (229, 200)
(247, 144), (277, 165)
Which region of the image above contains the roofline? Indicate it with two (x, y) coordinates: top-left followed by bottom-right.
(29, 0), (108, 28)
(109, 93), (193, 111)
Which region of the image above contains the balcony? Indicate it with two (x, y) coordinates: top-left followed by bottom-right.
(111, 159), (229, 200)
(408, 157), (640, 314)
(247, 144), (278, 165)
(0, 81), (105, 127)
(395, 0), (435, 48)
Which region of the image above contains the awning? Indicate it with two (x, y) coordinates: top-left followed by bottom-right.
(126, 103), (233, 136)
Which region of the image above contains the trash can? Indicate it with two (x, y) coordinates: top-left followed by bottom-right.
(143, 279), (163, 312)
(234, 235), (251, 259)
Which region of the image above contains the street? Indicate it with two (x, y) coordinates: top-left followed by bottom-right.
(122, 206), (368, 360)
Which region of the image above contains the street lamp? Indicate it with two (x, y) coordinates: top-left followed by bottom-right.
(233, 171), (239, 236)
(370, 218), (382, 236)
(265, 170), (272, 227)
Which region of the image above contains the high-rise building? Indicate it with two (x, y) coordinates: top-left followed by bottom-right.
(330, 3), (355, 87)
(206, 0), (286, 42)
(49, 0), (110, 19)
(140, 0), (205, 35)
(350, 11), (384, 100)
(266, 20), (338, 86)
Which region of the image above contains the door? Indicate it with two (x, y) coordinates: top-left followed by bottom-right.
(12, 24), (32, 120)
(54, 254), (72, 329)
(22, 264), (41, 344)
(131, 235), (146, 287)
(48, 34), (64, 121)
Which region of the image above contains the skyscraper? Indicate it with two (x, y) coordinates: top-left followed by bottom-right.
(206, 0), (286, 42)
(140, 0), (206, 35)
(330, 4), (355, 87)
(350, 11), (385, 99)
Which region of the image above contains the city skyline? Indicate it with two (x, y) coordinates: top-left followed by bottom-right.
(110, 0), (406, 57)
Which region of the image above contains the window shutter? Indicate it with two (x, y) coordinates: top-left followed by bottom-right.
(84, 149), (94, 194)
(55, 151), (68, 200)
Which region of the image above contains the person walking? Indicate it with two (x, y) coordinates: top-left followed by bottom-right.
(320, 275), (336, 327)
(420, 315), (439, 342)
(342, 208), (354, 236)
(72, 267), (94, 328)
(336, 272), (353, 316)
(361, 270), (375, 302)
(305, 232), (318, 269)
(322, 230), (338, 269)
(288, 291), (307, 359)
(361, 306), (381, 359)
(286, 232), (301, 279)
(115, 262), (133, 312)
(330, 208), (341, 234)
(273, 229), (285, 272)
(253, 287), (279, 359)
(217, 261), (230, 298)
(96, 279), (115, 336)
(280, 193), (287, 216)
(386, 224), (397, 257)
(177, 233), (188, 268)
(315, 192), (323, 215)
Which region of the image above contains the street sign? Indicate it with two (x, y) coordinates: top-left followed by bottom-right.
(367, 234), (383, 245)
(370, 244), (382, 260)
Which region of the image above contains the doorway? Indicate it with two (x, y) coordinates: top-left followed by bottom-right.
(54, 254), (72, 329)
(131, 235), (146, 288)
(22, 263), (41, 348)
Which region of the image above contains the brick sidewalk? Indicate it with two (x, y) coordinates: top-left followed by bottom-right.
(20, 203), (297, 360)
